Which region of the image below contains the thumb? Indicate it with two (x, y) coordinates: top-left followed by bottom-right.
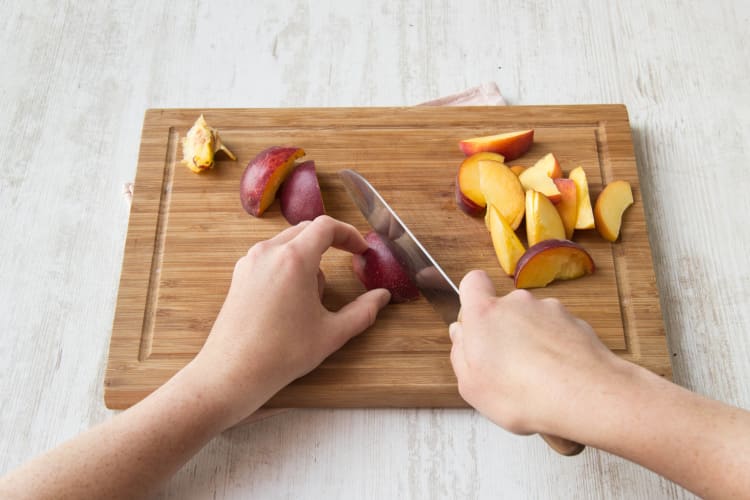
(327, 288), (391, 350)
(459, 270), (496, 306)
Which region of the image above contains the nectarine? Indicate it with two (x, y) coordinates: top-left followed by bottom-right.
(487, 205), (526, 276)
(553, 178), (577, 239)
(240, 146), (305, 217)
(514, 240), (595, 289)
(594, 180), (633, 242)
(455, 152), (506, 216)
(279, 160), (325, 225)
(568, 166), (595, 230)
(352, 231), (420, 303)
(518, 154), (562, 203)
(477, 160), (526, 230)
(509, 165), (526, 177)
(525, 190), (565, 247)
(459, 129), (534, 160)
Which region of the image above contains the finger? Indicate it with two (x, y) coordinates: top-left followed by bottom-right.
(449, 321), (462, 344)
(326, 288), (391, 351)
(449, 338), (469, 381)
(292, 216), (369, 260)
(459, 270), (496, 306)
(266, 220), (313, 246)
(317, 268), (326, 300)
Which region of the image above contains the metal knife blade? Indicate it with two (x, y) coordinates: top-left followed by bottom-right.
(339, 169), (585, 457)
(339, 169), (461, 324)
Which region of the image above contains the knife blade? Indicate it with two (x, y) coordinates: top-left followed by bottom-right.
(338, 169), (461, 324)
(339, 169), (585, 457)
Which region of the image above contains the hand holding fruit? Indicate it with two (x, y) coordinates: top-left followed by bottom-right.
(189, 216), (391, 427)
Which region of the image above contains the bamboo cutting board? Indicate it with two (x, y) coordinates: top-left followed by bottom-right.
(105, 106), (671, 409)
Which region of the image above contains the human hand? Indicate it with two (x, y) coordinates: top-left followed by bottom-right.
(449, 270), (628, 438)
(186, 216), (391, 427)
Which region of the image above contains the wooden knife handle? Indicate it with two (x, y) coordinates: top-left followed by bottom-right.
(540, 433), (585, 456)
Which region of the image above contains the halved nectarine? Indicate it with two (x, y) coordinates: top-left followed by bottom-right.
(240, 146), (305, 216)
(459, 129), (534, 160)
(594, 180), (633, 242)
(514, 240), (595, 289)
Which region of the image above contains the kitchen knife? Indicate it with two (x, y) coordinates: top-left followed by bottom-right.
(339, 169), (585, 457)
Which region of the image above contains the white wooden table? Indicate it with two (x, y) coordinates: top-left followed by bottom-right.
(2, 1), (748, 498)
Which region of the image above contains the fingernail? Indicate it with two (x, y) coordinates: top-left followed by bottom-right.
(379, 288), (392, 306)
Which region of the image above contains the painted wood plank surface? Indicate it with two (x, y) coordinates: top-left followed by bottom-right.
(3, 0), (748, 498)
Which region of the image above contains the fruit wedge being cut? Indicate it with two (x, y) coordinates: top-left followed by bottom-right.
(455, 152), (506, 216)
(459, 129), (534, 160)
(568, 166), (595, 229)
(525, 190), (566, 247)
(478, 160), (526, 230)
(486, 204), (526, 276)
(514, 240), (595, 289)
(594, 180), (633, 242)
(518, 153), (563, 203)
(553, 178), (578, 239)
(240, 146), (305, 216)
(352, 231), (420, 303)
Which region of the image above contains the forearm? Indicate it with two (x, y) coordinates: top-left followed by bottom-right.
(0, 363), (258, 500)
(555, 360), (750, 498)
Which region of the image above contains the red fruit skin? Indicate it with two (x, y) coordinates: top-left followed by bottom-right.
(279, 160), (326, 225)
(240, 146), (305, 216)
(352, 231), (420, 303)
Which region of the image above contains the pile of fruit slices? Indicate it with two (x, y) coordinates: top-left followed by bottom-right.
(455, 130), (635, 288)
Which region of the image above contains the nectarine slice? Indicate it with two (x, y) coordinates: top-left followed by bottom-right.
(568, 166), (595, 230)
(279, 160), (325, 225)
(514, 240), (595, 289)
(477, 160), (525, 230)
(518, 154), (562, 203)
(594, 180), (633, 242)
(240, 146), (305, 217)
(455, 152), (506, 216)
(509, 165), (526, 177)
(525, 190), (565, 247)
(553, 178), (577, 239)
(352, 231), (420, 303)
(487, 205), (526, 276)
(459, 129), (534, 160)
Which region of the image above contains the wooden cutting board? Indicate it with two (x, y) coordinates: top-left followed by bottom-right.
(105, 105), (671, 409)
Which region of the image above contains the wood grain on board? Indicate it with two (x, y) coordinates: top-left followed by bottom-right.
(105, 105), (671, 409)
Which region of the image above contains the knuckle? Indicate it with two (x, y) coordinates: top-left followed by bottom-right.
(247, 240), (269, 256)
(280, 243), (305, 267)
(542, 297), (562, 307)
(507, 289), (533, 302)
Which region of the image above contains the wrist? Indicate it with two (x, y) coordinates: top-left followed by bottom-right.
(176, 354), (283, 430)
(536, 355), (649, 443)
